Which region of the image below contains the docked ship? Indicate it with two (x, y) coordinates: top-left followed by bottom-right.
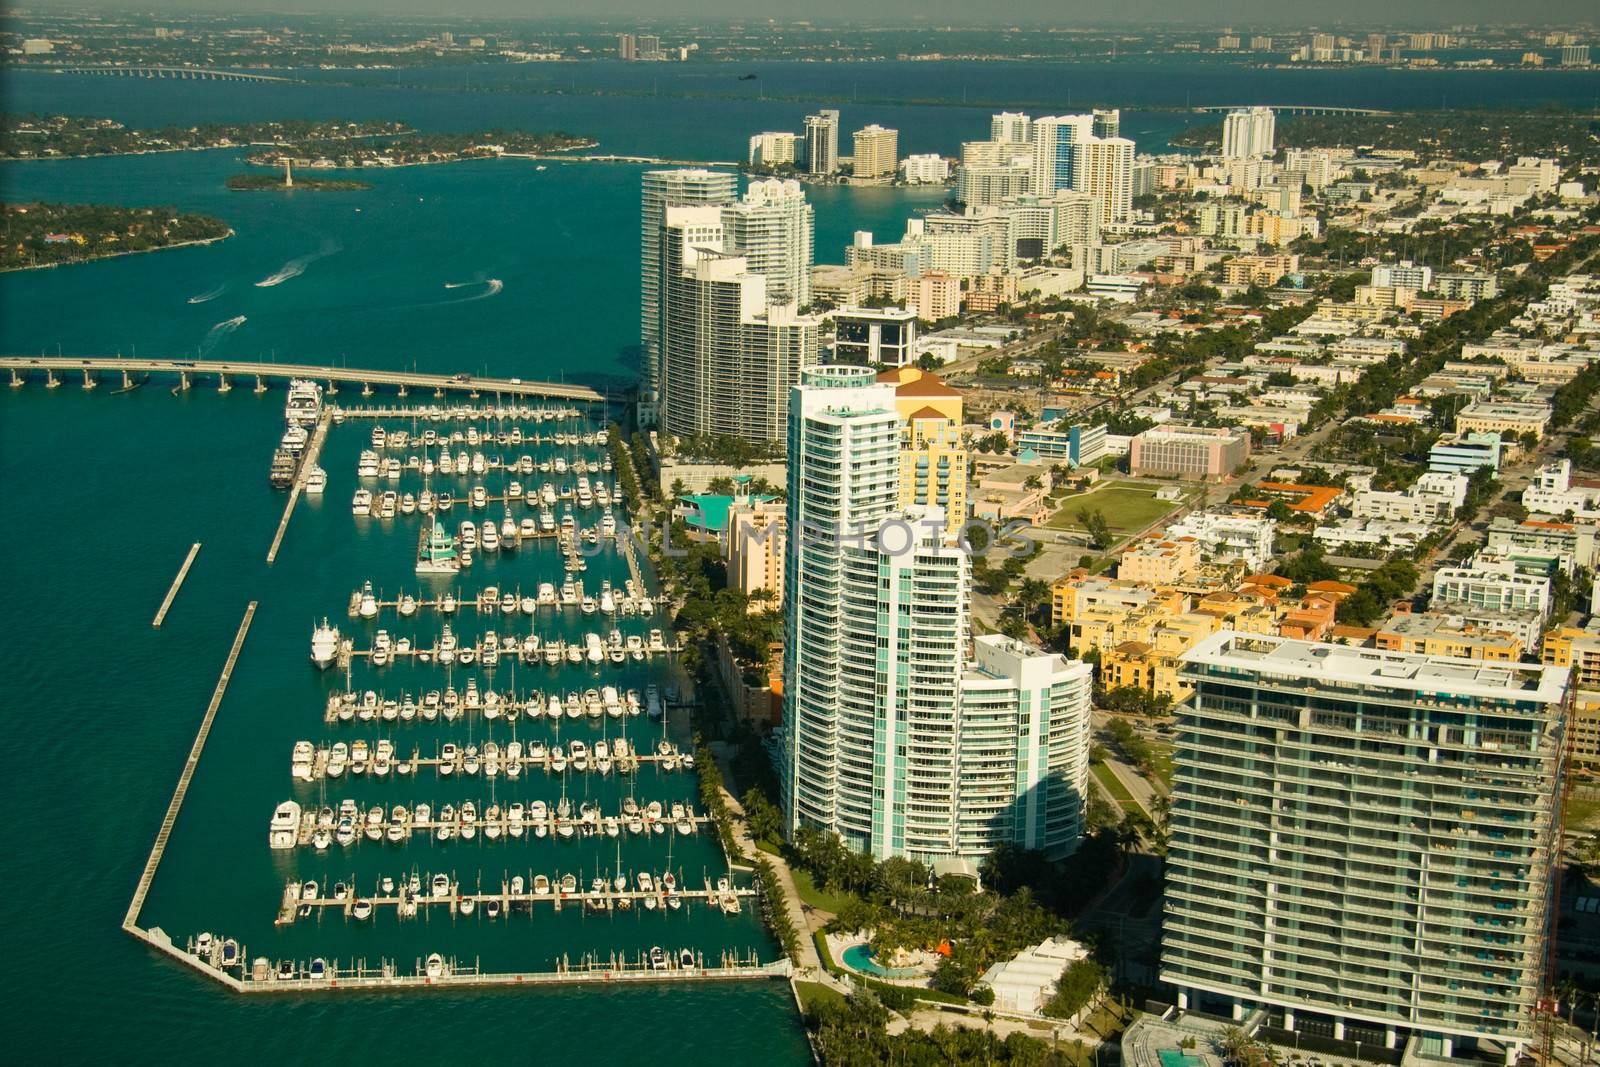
(416, 516), (460, 575)
(268, 448), (297, 488)
(284, 379), (323, 426)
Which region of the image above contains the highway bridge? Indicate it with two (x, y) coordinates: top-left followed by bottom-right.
(1, 356), (612, 404)
(51, 65), (296, 83)
(1194, 105), (1392, 116)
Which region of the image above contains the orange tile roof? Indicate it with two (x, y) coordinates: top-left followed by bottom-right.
(1253, 482), (1344, 513)
(896, 376), (961, 398)
(906, 405), (951, 421)
(1308, 580), (1358, 595)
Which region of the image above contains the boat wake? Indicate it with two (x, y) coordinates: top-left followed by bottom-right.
(187, 283), (227, 304)
(199, 315), (247, 356)
(254, 239), (342, 288)
(428, 278), (504, 305)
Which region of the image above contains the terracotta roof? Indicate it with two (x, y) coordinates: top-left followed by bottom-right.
(906, 404), (953, 422)
(1308, 580), (1358, 595)
(896, 376), (961, 398)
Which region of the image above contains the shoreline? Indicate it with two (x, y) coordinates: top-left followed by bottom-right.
(0, 229), (233, 273)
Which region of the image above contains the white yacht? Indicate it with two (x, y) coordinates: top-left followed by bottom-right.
(305, 466), (327, 494)
(351, 488), (372, 515)
(309, 620), (340, 669)
(269, 801), (302, 849)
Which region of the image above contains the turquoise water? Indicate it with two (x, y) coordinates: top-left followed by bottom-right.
(1160, 1050), (1207, 1067)
(840, 943), (921, 980)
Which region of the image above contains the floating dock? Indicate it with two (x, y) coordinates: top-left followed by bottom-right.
(123, 602), (256, 930)
(151, 542), (202, 628)
(275, 876), (749, 925)
(267, 408), (332, 564)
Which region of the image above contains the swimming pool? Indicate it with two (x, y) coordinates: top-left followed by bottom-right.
(840, 943), (923, 980)
(1159, 1050), (1206, 1067)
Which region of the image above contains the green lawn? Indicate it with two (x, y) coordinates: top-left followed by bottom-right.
(1046, 483), (1181, 534)
(795, 979), (846, 1015)
(1091, 760), (1146, 818)
(792, 866), (859, 914)
(1147, 741), (1176, 790)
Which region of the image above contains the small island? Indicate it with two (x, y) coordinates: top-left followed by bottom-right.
(1, 114), (410, 159)
(1, 202), (231, 271)
(242, 128), (595, 169)
(226, 173), (372, 192)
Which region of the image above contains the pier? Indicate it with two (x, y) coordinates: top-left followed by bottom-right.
(276, 876), (748, 924)
(152, 542), (202, 628)
(267, 408), (331, 564)
(1, 356), (612, 404)
(123, 602), (256, 930)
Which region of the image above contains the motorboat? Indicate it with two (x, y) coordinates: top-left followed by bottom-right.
(309, 620), (340, 668)
(269, 800), (302, 850)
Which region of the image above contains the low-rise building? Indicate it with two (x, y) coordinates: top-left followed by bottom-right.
(1428, 431), (1505, 475)
(1486, 516), (1598, 572)
(1374, 609), (1523, 662)
(1016, 423), (1107, 467)
(1128, 425), (1250, 481)
(1350, 471), (1469, 524)
(1312, 517), (1435, 551)
(1454, 400), (1551, 440)
(1119, 537), (1200, 585)
(1523, 458), (1600, 519)
(1160, 511), (1276, 571)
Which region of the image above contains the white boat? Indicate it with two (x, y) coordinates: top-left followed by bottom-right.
(351, 487), (373, 515)
(305, 466), (327, 494)
(309, 620), (340, 668)
(425, 953), (446, 979)
(269, 800), (302, 849)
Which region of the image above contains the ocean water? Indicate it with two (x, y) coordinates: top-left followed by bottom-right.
(6, 57), (1597, 1058)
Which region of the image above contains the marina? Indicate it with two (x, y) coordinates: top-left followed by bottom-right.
(108, 395), (776, 997)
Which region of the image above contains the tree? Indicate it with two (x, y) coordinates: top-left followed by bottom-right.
(1265, 499), (1294, 522)
(742, 787), (782, 845)
(1077, 508), (1113, 549)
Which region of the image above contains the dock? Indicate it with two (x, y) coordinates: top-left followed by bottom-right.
(123, 602), (256, 930)
(295, 745), (688, 779)
(267, 408), (331, 564)
(152, 542), (202, 628)
(275, 875), (749, 925)
(144, 935), (787, 994)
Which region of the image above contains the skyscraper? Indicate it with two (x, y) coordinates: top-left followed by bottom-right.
(1029, 114), (1094, 196)
(991, 111), (1033, 144)
(1164, 632), (1567, 1059)
(638, 169), (737, 424)
(720, 178), (814, 307)
(1080, 136), (1135, 225)
(658, 206), (818, 444)
(803, 110), (841, 175)
(780, 366), (1092, 862)
(1091, 108), (1121, 139)
(616, 33), (635, 61)
(1221, 106), (1277, 160)
(851, 124), (899, 180)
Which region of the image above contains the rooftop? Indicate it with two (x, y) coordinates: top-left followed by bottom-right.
(1181, 630), (1568, 703)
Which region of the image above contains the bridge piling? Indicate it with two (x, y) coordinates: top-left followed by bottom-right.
(217, 373), (231, 394)
(325, 379), (338, 396)
(122, 370), (132, 389)
(10, 369), (21, 388)
(82, 368), (97, 390)
(178, 371), (190, 391)
(46, 370), (59, 389)
(254, 375), (267, 394)
(361, 381), (374, 397)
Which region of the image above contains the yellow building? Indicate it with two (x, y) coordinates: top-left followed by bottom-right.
(1098, 610), (1222, 703)
(1118, 537), (1200, 586)
(1375, 612), (1522, 662)
(1051, 573), (1183, 630)
(852, 124), (899, 180)
(1543, 626), (1597, 766)
(877, 367), (968, 539)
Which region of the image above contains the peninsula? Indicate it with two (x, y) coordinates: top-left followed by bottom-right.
(1, 202), (231, 271)
(243, 128), (596, 169)
(1, 114), (409, 159)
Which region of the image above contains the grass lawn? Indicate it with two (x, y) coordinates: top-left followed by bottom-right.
(1147, 741), (1175, 790)
(792, 866), (859, 914)
(795, 979), (846, 1015)
(1092, 760), (1146, 818)
(1046, 483), (1182, 534)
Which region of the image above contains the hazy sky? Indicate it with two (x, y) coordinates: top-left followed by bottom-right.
(24, 1), (1600, 25)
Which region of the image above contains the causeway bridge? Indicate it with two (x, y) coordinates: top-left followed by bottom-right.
(50, 65), (296, 83)
(1, 356), (613, 404)
(1194, 104), (1392, 116)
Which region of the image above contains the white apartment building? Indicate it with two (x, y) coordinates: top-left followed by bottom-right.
(748, 131), (800, 168)
(1432, 555), (1552, 619)
(720, 178), (814, 307)
(1160, 511), (1276, 570)
(1030, 114), (1094, 196)
(1350, 471), (1470, 524)
(780, 366), (1092, 862)
(901, 154), (949, 183)
(639, 169), (739, 420)
(1523, 458), (1600, 519)
(1080, 136), (1135, 225)
(1372, 260), (1433, 291)
(1221, 106), (1276, 160)
(1165, 633), (1566, 1060)
(659, 206), (818, 444)
(991, 111), (1033, 144)
(803, 109), (840, 175)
